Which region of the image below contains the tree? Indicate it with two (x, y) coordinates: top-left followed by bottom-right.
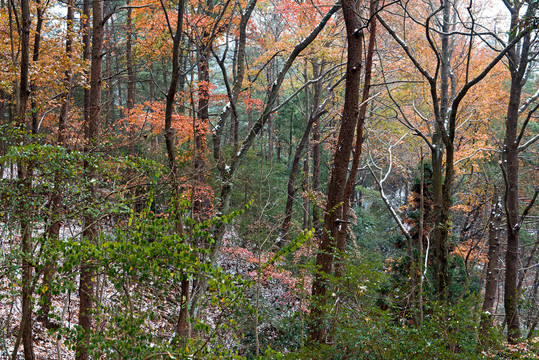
(77, 0), (104, 358)
(377, 0), (529, 300)
(480, 191), (502, 336)
(15, 0), (34, 357)
(309, 0), (377, 343)
(39, 0), (75, 327)
(210, 1), (341, 260)
(278, 60), (342, 242)
(500, 0), (539, 343)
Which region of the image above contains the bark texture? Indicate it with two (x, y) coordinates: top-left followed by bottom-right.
(77, 0), (104, 357)
(480, 195), (502, 336)
(309, 0), (368, 343)
(16, 0), (34, 357)
(502, 1), (537, 343)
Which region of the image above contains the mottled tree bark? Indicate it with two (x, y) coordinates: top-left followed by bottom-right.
(430, 0), (452, 301)
(503, 45), (525, 344)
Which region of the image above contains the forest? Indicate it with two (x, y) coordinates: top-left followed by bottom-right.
(1, 0), (539, 358)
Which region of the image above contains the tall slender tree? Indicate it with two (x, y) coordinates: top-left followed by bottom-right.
(161, 0), (189, 340)
(15, 0), (34, 357)
(77, 0), (104, 357)
(40, 0), (74, 327)
(501, 0), (539, 344)
(309, 0), (376, 343)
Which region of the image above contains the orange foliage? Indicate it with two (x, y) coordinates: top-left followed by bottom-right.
(452, 239), (488, 265)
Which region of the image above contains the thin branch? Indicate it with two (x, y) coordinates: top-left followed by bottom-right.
(518, 133), (539, 153)
(517, 101), (539, 150)
(464, 1), (474, 84)
(518, 87), (539, 115)
(517, 189), (539, 231)
(377, 49), (434, 150)
(449, 26), (532, 140)
(158, 0), (174, 38)
(376, 14), (435, 84)
(367, 162), (413, 243)
(270, 63), (345, 114)
(454, 148), (499, 165)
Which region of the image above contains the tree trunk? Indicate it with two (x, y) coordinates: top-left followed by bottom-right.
(417, 151), (425, 325)
(110, 15), (123, 118)
(81, 0), (91, 131)
(526, 266), (539, 339)
(161, 0), (189, 342)
(334, 3), (377, 278)
(29, 0), (43, 135)
(480, 195), (502, 337)
(163, 0), (185, 178)
(311, 114), (321, 234)
(105, 25), (114, 126)
(126, 0), (136, 113)
(15, 0), (34, 357)
(126, 0), (137, 209)
(504, 63), (524, 343)
(279, 98), (322, 242)
(309, 0), (367, 343)
(0, 89), (4, 179)
(77, 0), (103, 357)
(502, 3), (533, 342)
(40, 0), (74, 326)
(431, 0), (452, 301)
(302, 154), (310, 229)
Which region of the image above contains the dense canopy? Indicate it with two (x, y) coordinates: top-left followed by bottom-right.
(1, 0), (539, 358)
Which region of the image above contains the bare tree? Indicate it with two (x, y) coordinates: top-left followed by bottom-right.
(160, 0), (189, 341)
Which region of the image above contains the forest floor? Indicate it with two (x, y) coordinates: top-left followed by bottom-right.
(2, 226), (539, 359)
(0, 226), (302, 359)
